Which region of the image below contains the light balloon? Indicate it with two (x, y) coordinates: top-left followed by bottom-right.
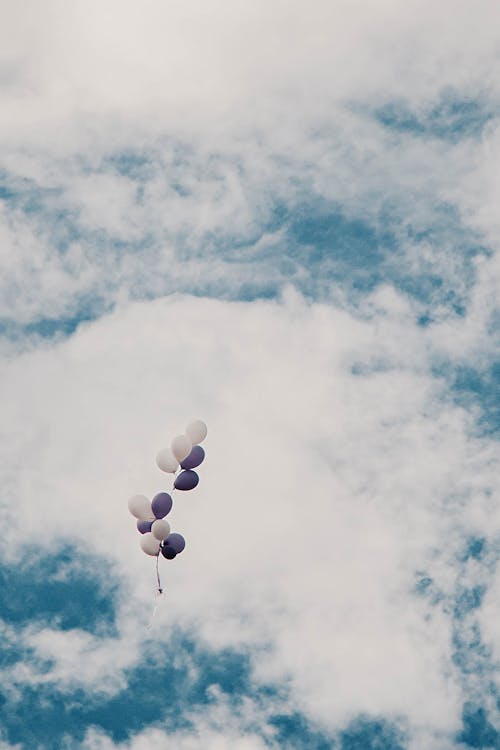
(140, 533), (160, 556)
(128, 494), (153, 520)
(156, 449), (179, 474)
(171, 434), (192, 462)
(152, 519), (171, 541)
(185, 419), (207, 444)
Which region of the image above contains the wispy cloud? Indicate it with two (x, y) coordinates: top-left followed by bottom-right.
(1, 2), (500, 748)
(1, 292), (498, 748)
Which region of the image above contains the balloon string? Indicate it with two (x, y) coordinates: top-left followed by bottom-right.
(156, 550), (162, 594)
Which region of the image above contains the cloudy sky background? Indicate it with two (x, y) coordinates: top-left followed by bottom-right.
(1, 1), (500, 748)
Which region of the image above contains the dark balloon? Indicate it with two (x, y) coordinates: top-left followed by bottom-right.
(181, 445), (205, 470)
(174, 470), (199, 491)
(161, 545), (177, 560)
(137, 519), (153, 534)
(165, 533), (185, 553)
(152, 492), (173, 519)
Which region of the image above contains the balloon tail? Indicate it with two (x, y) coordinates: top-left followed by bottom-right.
(146, 555), (165, 630)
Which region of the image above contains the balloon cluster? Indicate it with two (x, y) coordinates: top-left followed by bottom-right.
(127, 419), (207, 567)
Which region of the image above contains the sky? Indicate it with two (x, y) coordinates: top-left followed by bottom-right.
(0, 1), (500, 748)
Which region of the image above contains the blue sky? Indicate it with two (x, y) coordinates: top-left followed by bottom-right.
(1, 2), (500, 749)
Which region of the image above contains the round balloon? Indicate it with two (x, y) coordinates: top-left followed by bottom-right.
(174, 470), (199, 491)
(128, 494), (153, 520)
(151, 492), (173, 519)
(171, 434), (192, 462)
(181, 445), (205, 470)
(165, 533), (185, 554)
(156, 448), (179, 474)
(161, 545), (177, 560)
(137, 519), (153, 534)
(186, 419), (207, 444)
(152, 519), (171, 541)
(140, 533), (160, 556)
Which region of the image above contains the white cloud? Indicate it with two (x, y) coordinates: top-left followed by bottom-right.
(0, 115), (489, 328)
(0, 0), (498, 331)
(1, 0), (499, 140)
(1, 2), (500, 745)
(1, 291), (498, 743)
(81, 692), (277, 750)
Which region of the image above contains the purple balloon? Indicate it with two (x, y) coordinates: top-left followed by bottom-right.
(174, 470), (199, 491)
(151, 492), (173, 519)
(137, 519), (153, 534)
(165, 533), (185, 554)
(181, 445), (205, 470)
(161, 545), (177, 560)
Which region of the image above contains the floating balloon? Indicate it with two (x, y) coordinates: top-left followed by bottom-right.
(165, 533), (185, 554)
(174, 470), (199, 491)
(151, 492), (173, 519)
(171, 434), (192, 462)
(181, 445), (205, 470)
(156, 448), (179, 474)
(161, 545), (177, 559)
(140, 533), (160, 556)
(152, 519), (171, 541)
(128, 494), (153, 520)
(129, 418), (208, 593)
(186, 419), (207, 444)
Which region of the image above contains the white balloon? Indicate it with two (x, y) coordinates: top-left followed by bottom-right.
(140, 533), (160, 556)
(152, 519), (171, 541)
(128, 494), (153, 520)
(155, 448), (179, 474)
(185, 419), (208, 444)
(171, 434), (192, 462)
